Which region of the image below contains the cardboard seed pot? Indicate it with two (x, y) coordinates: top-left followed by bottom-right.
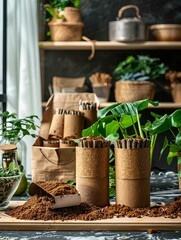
(82, 110), (97, 128)
(76, 146), (110, 207)
(63, 114), (84, 138)
(32, 93), (98, 182)
(115, 147), (150, 208)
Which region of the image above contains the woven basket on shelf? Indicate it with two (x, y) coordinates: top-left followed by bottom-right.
(48, 22), (84, 41)
(114, 81), (156, 103)
(171, 83), (181, 103)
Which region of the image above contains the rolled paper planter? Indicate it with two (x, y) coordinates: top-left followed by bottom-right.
(63, 114), (84, 138)
(49, 114), (64, 138)
(82, 109), (97, 128)
(43, 139), (59, 148)
(178, 158), (181, 191)
(115, 147), (150, 208)
(59, 139), (77, 148)
(76, 146), (110, 207)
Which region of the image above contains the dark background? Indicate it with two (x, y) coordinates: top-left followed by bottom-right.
(38, 0), (181, 171)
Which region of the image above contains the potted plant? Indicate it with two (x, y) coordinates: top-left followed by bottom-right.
(82, 98), (160, 208)
(0, 111), (39, 195)
(145, 109), (181, 190)
(113, 55), (168, 103)
(44, 0), (84, 41)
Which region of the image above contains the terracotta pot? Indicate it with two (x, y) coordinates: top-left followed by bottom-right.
(76, 146), (110, 207)
(171, 83), (181, 103)
(115, 81), (155, 103)
(115, 147), (150, 208)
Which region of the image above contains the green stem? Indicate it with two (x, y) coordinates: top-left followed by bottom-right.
(150, 134), (157, 167)
(136, 110), (144, 138)
(115, 116), (126, 138)
(130, 115), (139, 137)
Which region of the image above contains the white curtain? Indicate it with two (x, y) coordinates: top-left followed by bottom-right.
(6, 0), (42, 175)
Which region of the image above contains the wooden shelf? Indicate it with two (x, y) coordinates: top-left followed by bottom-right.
(39, 41), (181, 50)
(100, 102), (181, 109)
(42, 101), (181, 109)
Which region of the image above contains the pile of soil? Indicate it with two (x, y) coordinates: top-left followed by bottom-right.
(35, 182), (78, 196)
(6, 195), (181, 221)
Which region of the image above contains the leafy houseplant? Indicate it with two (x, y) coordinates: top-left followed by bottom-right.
(145, 109), (181, 189)
(44, 0), (84, 41)
(113, 55), (168, 103)
(82, 99), (159, 197)
(45, 0), (80, 19)
(0, 112), (39, 196)
(0, 112), (39, 145)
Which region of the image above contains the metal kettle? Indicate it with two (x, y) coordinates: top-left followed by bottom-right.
(109, 5), (146, 42)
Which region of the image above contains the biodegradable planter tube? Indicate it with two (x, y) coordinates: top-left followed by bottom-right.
(76, 137), (110, 207)
(43, 139), (59, 148)
(115, 138), (151, 208)
(79, 100), (97, 128)
(59, 137), (77, 148)
(178, 156), (181, 191)
(63, 111), (84, 138)
(49, 109), (65, 138)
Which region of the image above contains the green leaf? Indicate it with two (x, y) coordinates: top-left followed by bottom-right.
(170, 144), (181, 153)
(120, 114), (140, 129)
(106, 120), (119, 136)
(171, 109), (181, 127)
(176, 131), (181, 145)
(144, 114), (172, 135)
(178, 171), (181, 178)
(82, 122), (100, 137)
(167, 151), (178, 165)
(159, 137), (168, 160)
(98, 103), (120, 118)
(178, 157), (181, 165)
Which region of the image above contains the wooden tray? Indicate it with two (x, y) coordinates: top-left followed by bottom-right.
(0, 201), (181, 231)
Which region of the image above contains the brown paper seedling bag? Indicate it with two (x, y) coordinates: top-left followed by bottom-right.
(52, 76), (85, 93)
(32, 93), (98, 182)
(115, 138), (151, 208)
(76, 137), (110, 207)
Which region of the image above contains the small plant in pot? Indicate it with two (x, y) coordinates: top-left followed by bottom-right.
(44, 0), (84, 41)
(0, 111), (39, 197)
(113, 55), (168, 103)
(82, 99), (160, 208)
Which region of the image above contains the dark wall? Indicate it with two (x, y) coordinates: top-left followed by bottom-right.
(39, 0), (181, 172)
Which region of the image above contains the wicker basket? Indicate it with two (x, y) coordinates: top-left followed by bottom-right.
(171, 83), (181, 103)
(115, 81), (155, 103)
(48, 22), (84, 41)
